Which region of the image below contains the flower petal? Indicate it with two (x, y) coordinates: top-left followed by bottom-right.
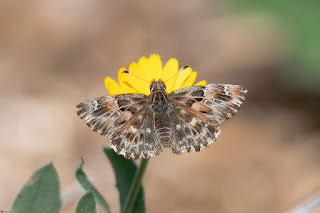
(122, 64), (151, 95)
(137, 54), (162, 82)
(128, 61), (142, 76)
(117, 67), (139, 94)
(137, 56), (152, 81)
(163, 58), (179, 93)
(170, 66), (193, 92)
(194, 80), (207, 86)
(104, 76), (122, 95)
(105, 54), (206, 96)
(180, 71), (197, 88)
(148, 53), (163, 80)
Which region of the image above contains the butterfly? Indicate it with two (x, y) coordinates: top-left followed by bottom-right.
(76, 70), (247, 159)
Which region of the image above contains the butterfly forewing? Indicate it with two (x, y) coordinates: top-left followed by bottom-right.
(170, 84), (247, 126)
(76, 93), (147, 137)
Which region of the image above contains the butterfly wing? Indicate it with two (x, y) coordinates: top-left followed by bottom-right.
(168, 84), (247, 153)
(110, 108), (163, 159)
(170, 84), (247, 125)
(76, 93), (163, 159)
(76, 83), (247, 158)
(169, 106), (221, 154)
(76, 93), (147, 138)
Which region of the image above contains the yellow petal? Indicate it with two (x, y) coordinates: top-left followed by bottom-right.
(104, 76), (122, 95)
(105, 54), (206, 96)
(194, 80), (207, 86)
(120, 82), (140, 94)
(180, 71), (197, 88)
(119, 66), (150, 95)
(138, 56), (154, 81)
(170, 66), (193, 92)
(137, 56), (152, 81)
(162, 58), (179, 92)
(117, 67), (130, 83)
(148, 53), (163, 80)
(128, 61), (142, 76)
(128, 62), (150, 91)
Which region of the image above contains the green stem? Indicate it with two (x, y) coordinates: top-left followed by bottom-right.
(122, 158), (149, 213)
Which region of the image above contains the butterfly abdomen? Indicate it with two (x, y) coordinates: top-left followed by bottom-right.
(155, 113), (171, 147)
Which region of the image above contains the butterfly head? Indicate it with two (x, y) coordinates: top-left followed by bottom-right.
(150, 79), (166, 92)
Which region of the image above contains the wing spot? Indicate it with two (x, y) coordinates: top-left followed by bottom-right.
(184, 127), (191, 135)
(93, 107), (109, 116)
(216, 85), (225, 90)
(191, 129), (197, 135)
(112, 137), (122, 146)
(126, 132), (135, 141)
(127, 106), (137, 114)
(215, 93), (232, 102)
(208, 125), (216, 134)
(89, 100), (99, 110)
(77, 107), (86, 116)
(185, 99), (195, 107)
(191, 90), (204, 101)
(194, 145), (201, 152)
(176, 124), (181, 130)
(115, 120), (126, 126)
(214, 99), (222, 104)
(204, 100), (213, 106)
(117, 99), (130, 110)
(200, 109), (213, 115)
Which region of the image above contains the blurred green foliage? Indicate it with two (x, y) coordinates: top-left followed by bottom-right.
(11, 163), (61, 213)
(75, 191), (97, 213)
(231, 0), (320, 93)
(104, 147), (145, 213)
(10, 148), (146, 213)
(76, 159), (114, 213)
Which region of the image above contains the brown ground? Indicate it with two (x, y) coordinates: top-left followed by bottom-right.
(1, 1), (319, 213)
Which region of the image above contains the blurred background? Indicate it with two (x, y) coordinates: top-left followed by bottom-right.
(1, 0), (320, 212)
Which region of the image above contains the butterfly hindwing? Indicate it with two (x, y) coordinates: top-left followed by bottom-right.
(111, 108), (163, 159)
(169, 106), (221, 154)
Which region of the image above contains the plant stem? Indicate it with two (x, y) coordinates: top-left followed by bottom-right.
(122, 158), (149, 213)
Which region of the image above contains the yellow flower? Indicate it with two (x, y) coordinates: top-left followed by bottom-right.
(105, 53), (207, 95)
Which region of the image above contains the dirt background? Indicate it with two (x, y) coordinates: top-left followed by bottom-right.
(1, 1), (320, 213)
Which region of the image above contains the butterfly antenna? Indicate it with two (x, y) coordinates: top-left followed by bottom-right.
(164, 66), (190, 83)
(122, 70), (151, 83)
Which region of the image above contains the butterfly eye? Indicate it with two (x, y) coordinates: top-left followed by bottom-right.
(150, 80), (156, 92)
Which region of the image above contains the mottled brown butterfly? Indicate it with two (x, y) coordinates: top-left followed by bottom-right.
(76, 70), (247, 159)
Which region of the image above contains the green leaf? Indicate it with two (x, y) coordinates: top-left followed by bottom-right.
(75, 158), (114, 213)
(75, 191), (97, 213)
(11, 163), (61, 213)
(103, 147), (145, 213)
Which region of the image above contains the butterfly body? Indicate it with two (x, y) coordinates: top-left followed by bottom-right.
(150, 80), (170, 112)
(76, 79), (247, 159)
